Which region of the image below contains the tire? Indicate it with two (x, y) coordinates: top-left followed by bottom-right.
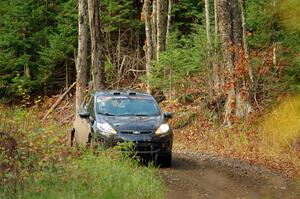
(160, 152), (172, 167)
(70, 128), (76, 147)
(88, 133), (105, 149)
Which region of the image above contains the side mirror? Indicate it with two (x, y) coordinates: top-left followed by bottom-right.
(164, 112), (173, 119)
(79, 111), (90, 119)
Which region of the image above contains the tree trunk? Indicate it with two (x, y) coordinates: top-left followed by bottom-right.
(65, 61), (69, 89)
(144, 0), (168, 98)
(75, 0), (88, 113)
(217, 0), (252, 126)
(239, 0), (253, 82)
(88, 0), (105, 91)
(205, 0), (212, 51)
(207, 0), (222, 98)
(205, 0), (213, 98)
(156, 0), (168, 62)
(143, 0), (154, 93)
(151, 0), (157, 61)
(24, 64), (30, 78)
(166, 0), (172, 46)
(213, 0), (222, 96)
(214, 0), (218, 48)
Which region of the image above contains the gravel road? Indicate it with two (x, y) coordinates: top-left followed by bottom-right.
(160, 151), (300, 199)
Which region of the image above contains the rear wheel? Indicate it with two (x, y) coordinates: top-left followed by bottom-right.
(70, 128), (76, 147)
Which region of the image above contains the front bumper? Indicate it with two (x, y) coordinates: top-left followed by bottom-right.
(95, 130), (173, 155)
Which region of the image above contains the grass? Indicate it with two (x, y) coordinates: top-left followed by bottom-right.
(0, 105), (165, 199)
(260, 96), (300, 153)
(1, 151), (164, 199)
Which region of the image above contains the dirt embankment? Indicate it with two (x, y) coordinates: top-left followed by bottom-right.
(161, 151), (300, 199)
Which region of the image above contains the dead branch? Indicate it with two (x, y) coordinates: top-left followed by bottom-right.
(61, 113), (75, 124)
(42, 81), (76, 121)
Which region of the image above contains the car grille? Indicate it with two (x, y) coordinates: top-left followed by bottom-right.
(119, 130), (153, 135)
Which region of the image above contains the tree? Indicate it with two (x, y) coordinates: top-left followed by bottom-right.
(204, 0), (213, 97)
(143, 0), (169, 93)
(88, 0), (105, 90)
(156, 0), (168, 61)
(0, 0), (62, 98)
(217, 0), (252, 125)
(204, 0), (212, 51)
(152, 0), (158, 61)
(166, 0), (172, 44)
(143, 0), (154, 93)
(239, 0), (253, 82)
(75, 0), (88, 113)
(39, 0), (78, 92)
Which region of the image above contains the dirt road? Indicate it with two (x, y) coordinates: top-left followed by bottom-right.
(160, 151), (300, 199)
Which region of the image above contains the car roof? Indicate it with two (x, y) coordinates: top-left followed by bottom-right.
(94, 90), (153, 99)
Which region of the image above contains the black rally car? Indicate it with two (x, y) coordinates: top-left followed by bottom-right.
(71, 90), (173, 166)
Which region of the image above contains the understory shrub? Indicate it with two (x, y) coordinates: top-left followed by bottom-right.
(0, 105), (165, 199)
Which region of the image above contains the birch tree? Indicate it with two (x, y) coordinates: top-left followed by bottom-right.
(75, 0), (88, 113)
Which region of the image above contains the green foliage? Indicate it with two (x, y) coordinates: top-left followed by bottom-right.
(0, 0), (299, 105)
(246, 0), (300, 95)
(0, 105), (165, 199)
(246, 0), (273, 49)
(172, 0), (204, 34)
(146, 27), (207, 92)
(38, 0), (77, 90)
(0, 0), (144, 100)
(101, 0), (142, 33)
(0, 152), (164, 199)
(0, 0), (74, 99)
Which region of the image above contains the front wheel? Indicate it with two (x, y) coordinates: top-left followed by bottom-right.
(160, 152), (172, 167)
(88, 133), (106, 149)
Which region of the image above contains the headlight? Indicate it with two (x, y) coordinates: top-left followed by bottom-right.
(96, 122), (117, 134)
(155, 124), (170, 135)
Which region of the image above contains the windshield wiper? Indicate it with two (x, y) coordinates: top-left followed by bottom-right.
(132, 114), (150, 116)
(113, 113), (150, 116)
(98, 112), (115, 116)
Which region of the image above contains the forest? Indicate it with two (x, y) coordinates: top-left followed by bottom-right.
(1, 0), (300, 198)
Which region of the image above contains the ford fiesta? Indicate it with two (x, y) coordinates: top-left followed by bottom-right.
(71, 91), (173, 166)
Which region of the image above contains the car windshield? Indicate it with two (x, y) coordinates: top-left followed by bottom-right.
(96, 96), (161, 116)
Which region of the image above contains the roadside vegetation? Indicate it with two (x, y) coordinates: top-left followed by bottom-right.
(0, 105), (165, 199)
(164, 95), (300, 176)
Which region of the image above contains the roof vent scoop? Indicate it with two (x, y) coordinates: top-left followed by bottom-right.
(113, 92), (121, 95)
(128, 92), (136, 95)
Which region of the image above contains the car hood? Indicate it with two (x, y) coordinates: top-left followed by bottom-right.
(97, 115), (163, 131)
